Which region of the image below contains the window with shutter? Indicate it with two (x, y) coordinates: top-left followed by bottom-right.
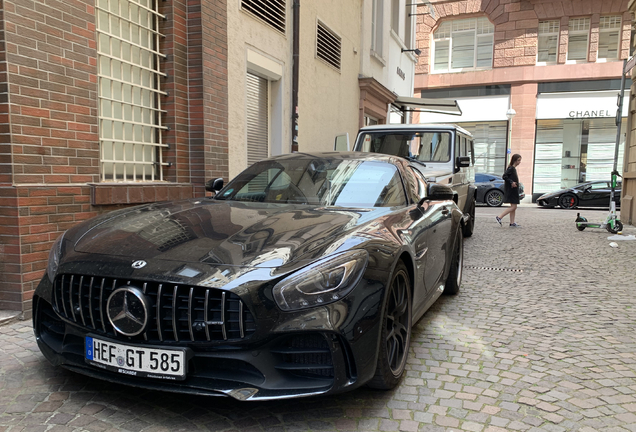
(598, 16), (621, 60)
(433, 17), (493, 72)
(372, 0), (384, 57)
(246, 73), (269, 166)
(567, 18), (590, 62)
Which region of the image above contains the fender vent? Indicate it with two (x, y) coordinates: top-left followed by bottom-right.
(465, 266), (523, 273)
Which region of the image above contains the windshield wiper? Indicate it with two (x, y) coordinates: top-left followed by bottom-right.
(405, 156), (427, 167)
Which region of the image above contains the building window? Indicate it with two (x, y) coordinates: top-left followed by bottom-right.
(391, 0), (400, 35)
(404, 2), (413, 49)
(372, 0), (384, 57)
(246, 72), (269, 166)
(538, 20), (559, 63)
(433, 17), (494, 72)
(598, 16), (621, 60)
(567, 17), (590, 62)
(97, 0), (167, 182)
(316, 21), (341, 70)
(241, 0), (286, 34)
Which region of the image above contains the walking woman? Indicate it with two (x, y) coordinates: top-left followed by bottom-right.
(496, 154), (522, 227)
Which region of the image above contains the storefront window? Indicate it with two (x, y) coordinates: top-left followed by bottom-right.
(533, 118), (625, 195)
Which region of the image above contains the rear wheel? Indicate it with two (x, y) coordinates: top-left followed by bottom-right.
(485, 189), (504, 207)
(463, 197), (475, 238)
(368, 261), (411, 390)
(559, 193), (578, 209)
(575, 214), (587, 231)
(444, 228), (463, 295)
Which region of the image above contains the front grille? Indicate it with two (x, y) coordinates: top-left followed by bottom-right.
(272, 334), (334, 379)
(52, 274), (256, 343)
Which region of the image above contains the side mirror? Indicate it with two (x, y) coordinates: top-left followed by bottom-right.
(427, 183), (454, 201)
(334, 133), (350, 151)
(456, 156), (471, 168)
(205, 178), (224, 192)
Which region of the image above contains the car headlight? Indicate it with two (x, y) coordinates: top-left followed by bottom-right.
(272, 250), (368, 311)
(46, 233), (65, 283)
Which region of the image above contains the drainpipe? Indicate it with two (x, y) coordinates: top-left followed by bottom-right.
(291, 0), (300, 152)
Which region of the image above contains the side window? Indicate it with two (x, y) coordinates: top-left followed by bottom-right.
(469, 139), (474, 164)
(410, 167), (428, 199)
(454, 133), (460, 160)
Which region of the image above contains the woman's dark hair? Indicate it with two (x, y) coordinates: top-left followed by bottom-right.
(508, 154), (522, 168)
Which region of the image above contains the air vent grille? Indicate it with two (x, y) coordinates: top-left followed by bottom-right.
(317, 21), (341, 70)
(241, 0), (286, 33)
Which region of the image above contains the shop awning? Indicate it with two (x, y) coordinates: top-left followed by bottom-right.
(392, 96), (462, 116)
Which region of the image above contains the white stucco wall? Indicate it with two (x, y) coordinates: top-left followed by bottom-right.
(227, 3), (292, 179)
(297, 1), (363, 152)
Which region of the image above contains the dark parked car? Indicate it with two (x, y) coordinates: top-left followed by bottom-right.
(33, 152), (465, 401)
(537, 180), (621, 209)
(475, 173), (525, 207)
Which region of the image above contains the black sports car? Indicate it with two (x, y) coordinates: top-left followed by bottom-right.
(33, 152), (465, 401)
(475, 173), (525, 207)
(536, 180), (621, 209)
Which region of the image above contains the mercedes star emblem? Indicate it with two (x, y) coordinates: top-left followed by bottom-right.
(106, 286), (150, 336)
(131, 260), (147, 269)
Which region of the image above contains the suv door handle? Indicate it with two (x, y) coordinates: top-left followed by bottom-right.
(442, 207), (450, 216)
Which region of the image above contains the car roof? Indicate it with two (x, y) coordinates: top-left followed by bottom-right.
(265, 151), (400, 164)
(358, 123), (472, 136)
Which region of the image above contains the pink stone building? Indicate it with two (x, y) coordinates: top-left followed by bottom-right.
(413, 0), (631, 202)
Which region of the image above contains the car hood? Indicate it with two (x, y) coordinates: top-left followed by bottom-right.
(72, 199), (387, 268)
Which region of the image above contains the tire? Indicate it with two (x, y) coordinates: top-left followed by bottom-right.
(462, 197), (475, 238)
(368, 261), (412, 390)
(444, 228), (463, 295)
(575, 215), (587, 231)
(607, 220), (623, 234)
(485, 189), (504, 207)
(559, 193), (578, 209)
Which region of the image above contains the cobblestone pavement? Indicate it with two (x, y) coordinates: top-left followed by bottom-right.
(2, 206), (636, 432)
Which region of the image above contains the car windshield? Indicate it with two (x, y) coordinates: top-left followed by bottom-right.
(216, 158), (406, 207)
(358, 131), (452, 162)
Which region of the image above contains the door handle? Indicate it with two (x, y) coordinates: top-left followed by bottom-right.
(442, 207), (450, 216)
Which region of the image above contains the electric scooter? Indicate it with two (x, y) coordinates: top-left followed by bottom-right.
(575, 57), (630, 235)
(575, 170), (623, 234)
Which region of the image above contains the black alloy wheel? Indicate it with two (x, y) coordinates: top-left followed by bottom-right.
(559, 193), (578, 209)
(443, 228), (463, 295)
(485, 189), (504, 207)
(368, 261), (412, 390)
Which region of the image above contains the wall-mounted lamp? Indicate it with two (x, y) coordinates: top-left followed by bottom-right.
(401, 48), (422, 56)
(406, 1), (435, 18)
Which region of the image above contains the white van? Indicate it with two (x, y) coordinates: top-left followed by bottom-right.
(352, 124), (476, 237)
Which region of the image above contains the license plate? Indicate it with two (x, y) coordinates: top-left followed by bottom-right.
(85, 336), (186, 381)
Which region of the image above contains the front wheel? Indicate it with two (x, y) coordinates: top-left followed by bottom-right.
(463, 197), (475, 238)
(368, 261), (412, 390)
(485, 189), (504, 207)
(444, 228), (463, 295)
(607, 220), (623, 234)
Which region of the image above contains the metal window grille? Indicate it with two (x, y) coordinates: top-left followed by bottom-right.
(316, 21), (341, 70)
(241, 0), (286, 34)
(97, 0), (167, 182)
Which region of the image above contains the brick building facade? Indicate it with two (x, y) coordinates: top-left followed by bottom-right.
(413, 0), (631, 202)
(0, 0), (229, 317)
